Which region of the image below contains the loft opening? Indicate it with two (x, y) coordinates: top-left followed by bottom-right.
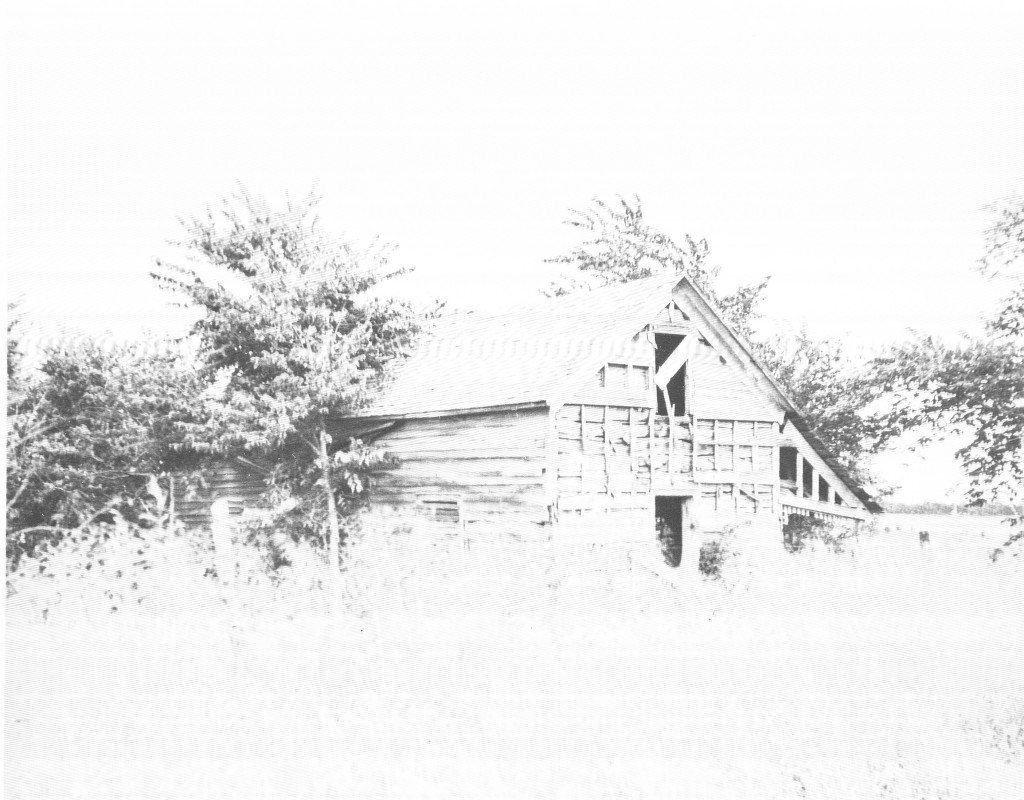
(654, 333), (687, 417)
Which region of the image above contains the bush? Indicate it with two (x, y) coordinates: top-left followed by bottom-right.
(783, 514), (852, 554)
(698, 538), (730, 580)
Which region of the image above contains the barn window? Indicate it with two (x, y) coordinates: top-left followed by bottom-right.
(595, 363), (650, 392)
(606, 363), (629, 390)
(419, 497), (461, 523)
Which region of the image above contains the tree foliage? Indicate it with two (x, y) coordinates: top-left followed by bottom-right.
(871, 197), (1024, 504)
(545, 196), (770, 339)
(872, 336), (1023, 504)
(6, 341), (203, 564)
(153, 191), (420, 573)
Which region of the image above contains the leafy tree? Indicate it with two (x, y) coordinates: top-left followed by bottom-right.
(6, 340), (203, 565)
(153, 191), (419, 595)
(871, 197), (1024, 507)
(872, 336), (1022, 506)
(545, 196), (770, 338)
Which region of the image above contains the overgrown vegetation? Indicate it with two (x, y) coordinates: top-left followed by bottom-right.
(7, 517), (1022, 798)
(6, 338), (203, 567)
(782, 514), (853, 554)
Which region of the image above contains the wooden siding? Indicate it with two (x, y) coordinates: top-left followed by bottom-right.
(371, 407), (550, 525)
(171, 461), (269, 529)
(689, 340), (785, 421)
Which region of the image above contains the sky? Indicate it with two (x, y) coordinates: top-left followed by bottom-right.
(6, 0), (1023, 502)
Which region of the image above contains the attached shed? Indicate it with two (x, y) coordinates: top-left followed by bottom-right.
(334, 273), (877, 568)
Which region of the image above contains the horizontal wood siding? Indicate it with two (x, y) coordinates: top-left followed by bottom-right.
(371, 407), (549, 524)
(689, 341), (784, 421)
(172, 461), (269, 529)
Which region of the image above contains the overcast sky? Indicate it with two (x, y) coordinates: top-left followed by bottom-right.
(6, 1), (1023, 502)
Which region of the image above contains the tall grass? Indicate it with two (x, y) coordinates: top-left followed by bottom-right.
(6, 519), (1023, 798)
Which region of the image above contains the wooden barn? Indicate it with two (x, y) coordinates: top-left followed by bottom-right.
(333, 273), (878, 570)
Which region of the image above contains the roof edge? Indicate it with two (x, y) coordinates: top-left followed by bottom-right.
(335, 400), (549, 422)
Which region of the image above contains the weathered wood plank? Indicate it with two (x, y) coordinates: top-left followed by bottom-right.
(384, 448), (542, 461)
(375, 459), (543, 478)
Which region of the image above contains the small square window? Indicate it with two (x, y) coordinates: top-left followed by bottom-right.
(419, 497), (460, 523)
(606, 363), (630, 390)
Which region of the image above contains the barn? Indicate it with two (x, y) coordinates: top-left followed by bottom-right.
(330, 272), (878, 571)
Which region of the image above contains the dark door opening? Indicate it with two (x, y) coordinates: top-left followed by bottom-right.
(655, 496), (688, 568)
(654, 334), (687, 416)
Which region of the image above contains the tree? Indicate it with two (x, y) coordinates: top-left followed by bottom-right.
(871, 337), (1022, 505)
(6, 340), (203, 565)
(545, 196), (771, 338)
(870, 197), (1024, 506)
(153, 191), (419, 596)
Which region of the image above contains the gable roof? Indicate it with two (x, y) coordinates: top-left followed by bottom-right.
(349, 272), (877, 510)
(357, 272), (686, 418)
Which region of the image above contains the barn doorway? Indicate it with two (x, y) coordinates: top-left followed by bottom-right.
(655, 496), (690, 568)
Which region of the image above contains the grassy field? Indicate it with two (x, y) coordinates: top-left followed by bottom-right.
(6, 519), (1023, 799)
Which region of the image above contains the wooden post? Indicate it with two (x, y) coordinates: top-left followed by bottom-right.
(628, 408), (637, 476)
(603, 405), (611, 495)
(319, 428), (341, 611)
(794, 451), (803, 498)
(167, 474), (175, 528)
(668, 407), (675, 477)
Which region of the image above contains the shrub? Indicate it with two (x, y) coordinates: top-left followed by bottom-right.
(698, 538), (730, 580)
(783, 514), (852, 554)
